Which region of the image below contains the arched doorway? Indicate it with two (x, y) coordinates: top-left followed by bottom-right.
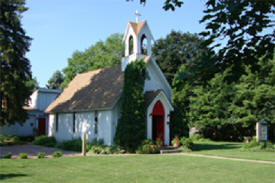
(152, 100), (165, 143)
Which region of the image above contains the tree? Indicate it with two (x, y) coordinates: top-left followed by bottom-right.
(199, 0), (275, 82)
(151, 31), (210, 137)
(25, 76), (39, 92)
(152, 31), (208, 84)
(61, 33), (124, 88)
(182, 57), (275, 141)
(135, 0), (183, 11)
(114, 59), (146, 152)
(46, 70), (64, 89)
(137, 0), (274, 83)
(0, 0), (32, 126)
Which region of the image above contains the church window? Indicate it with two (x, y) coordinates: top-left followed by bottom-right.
(129, 35), (134, 55)
(141, 34), (148, 55)
(56, 113), (59, 132)
(94, 111), (98, 135)
(73, 112), (76, 133)
(1, 97), (7, 109)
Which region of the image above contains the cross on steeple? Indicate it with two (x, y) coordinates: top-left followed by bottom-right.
(135, 10), (141, 22)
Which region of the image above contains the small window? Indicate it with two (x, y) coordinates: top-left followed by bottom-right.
(141, 34), (148, 55)
(73, 112), (76, 133)
(129, 35), (134, 55)
(94, 111), (98, 135)
(56, 113), (59, 132)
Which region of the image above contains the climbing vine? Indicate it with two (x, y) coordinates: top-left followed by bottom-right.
(114, 59), (146, 152)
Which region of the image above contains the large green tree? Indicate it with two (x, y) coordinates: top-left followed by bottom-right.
(61, 33), (124, 88)
(152, 31), (208, 84)
(0, 0), (32, 126)
(184, 57), (275, 141)
(137, 0), (274, 82)
(151, 31), (210, 137)
(199, 0), (275, 82)
(46, 70), (64, 89)
(114, 59), (146, 152)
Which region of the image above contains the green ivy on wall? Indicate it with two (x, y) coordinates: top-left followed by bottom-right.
(115, 59), (146, 152)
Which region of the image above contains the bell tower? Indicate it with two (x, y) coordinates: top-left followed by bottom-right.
(121, 11), (154, 71)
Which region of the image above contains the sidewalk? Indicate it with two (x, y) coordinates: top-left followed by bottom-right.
(167, 152), (275, 165)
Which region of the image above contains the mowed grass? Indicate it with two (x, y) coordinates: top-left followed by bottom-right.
(0, 155), (274, 183)
(191, 141), (275, 162)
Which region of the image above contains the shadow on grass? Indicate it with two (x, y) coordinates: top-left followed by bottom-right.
(192, 143), (241, 151)
(0, 173), (27, 180)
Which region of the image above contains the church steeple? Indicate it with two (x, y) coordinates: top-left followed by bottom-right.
(121, 13), (154, 71)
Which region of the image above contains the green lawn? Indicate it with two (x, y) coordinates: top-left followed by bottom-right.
(191, 141), (275, 161)
(0, 155), (274, 183)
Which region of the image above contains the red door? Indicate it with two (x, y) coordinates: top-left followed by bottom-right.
(38, 118), (46, 136)
(152, 100), (165, 144)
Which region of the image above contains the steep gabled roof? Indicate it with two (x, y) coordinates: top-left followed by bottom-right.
(45, 65), (124, 113)
(128, 21), (145, 35)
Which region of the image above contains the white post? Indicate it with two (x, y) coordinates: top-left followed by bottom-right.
(256, 122), (260, 142)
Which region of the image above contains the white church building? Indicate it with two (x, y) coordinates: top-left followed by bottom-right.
(45, 19), (173, 145)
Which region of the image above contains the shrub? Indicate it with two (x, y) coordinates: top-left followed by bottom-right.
(242, 139), (275, 152)
(19, 136), (34, 142)
(86, 139), (104, 151)
(89, 145), (125, 154)
(156, 139), (163, 148)
(52, 151), (62, 158)
(180, 137), (193, 150)
(56, 138), (82, 152)
(2, 152), (12, 159)
(19, 153), (28, 159)
(136, 140), (159, 154)
(37, 152), (46, 159)
(34, 135), (56, 147)
(0, 135), (25, 146)
(189, 135), (212, 142)
(11, 136), (20, 142)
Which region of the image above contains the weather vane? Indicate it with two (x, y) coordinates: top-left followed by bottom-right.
(135, 10), (141, 22)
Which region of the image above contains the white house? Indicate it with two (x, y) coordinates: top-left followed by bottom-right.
(45, 20), (173, 145)
(0, 88), (61, 136)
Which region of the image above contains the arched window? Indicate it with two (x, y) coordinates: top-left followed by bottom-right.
(141, 34), (148, 55)
(128, 35), (134, 55)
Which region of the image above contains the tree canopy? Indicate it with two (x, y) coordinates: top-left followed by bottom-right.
(0, 0), (33, 126)
(152, 31), (208, 84)
(173, 56), (275, 141)
(137, 0), (274, 83)
(46, 70), (64, 89)
(199, 0), (275, 82)
(61, 33), (124, 88)
(136, 0), (183, 11)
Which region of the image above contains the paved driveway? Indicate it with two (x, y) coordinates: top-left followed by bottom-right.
(0, 144), (80, 158)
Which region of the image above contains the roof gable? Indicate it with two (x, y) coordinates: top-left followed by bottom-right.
(122, 21), (154, 43)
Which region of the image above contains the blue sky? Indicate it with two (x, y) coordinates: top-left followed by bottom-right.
(22, 0), (206, 87)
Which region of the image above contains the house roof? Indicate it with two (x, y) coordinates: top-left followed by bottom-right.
(36, 88), (62, 94)
(128, 21), (145, 35)
(144, 90), (162, 108)
(45, 64), (124, 113)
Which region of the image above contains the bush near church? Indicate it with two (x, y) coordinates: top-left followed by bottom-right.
(34, 135), (56, 147)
